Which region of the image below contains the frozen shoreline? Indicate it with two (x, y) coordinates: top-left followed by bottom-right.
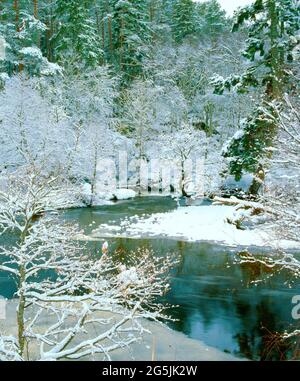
(89, 204), (299, 249)
(0, 300), (242, 361)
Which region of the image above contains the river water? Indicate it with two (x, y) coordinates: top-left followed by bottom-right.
(1, 196), (300, 360)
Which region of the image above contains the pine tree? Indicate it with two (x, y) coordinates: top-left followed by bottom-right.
(196, 0), (228, 39)
(52, 0), (103, 70)
(110, 0), (152, 80)
(172, 0), (196, 43)
(147, 0), (165, 38)
(214, 0), (300, 194)
(0, 0), (50, 76)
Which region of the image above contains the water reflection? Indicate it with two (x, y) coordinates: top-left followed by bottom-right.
(1, 197), (299, 360)
(96, 237), (300, 360)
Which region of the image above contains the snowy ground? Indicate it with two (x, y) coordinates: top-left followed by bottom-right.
(89, 204), (299, 249)
(0, 300), (241, 361)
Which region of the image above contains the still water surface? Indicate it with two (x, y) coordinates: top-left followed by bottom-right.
(1, 197), (299, 360)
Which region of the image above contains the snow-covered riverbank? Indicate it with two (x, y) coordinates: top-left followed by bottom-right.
(88, 204), (299, 249)
(0, 300), (242, 361)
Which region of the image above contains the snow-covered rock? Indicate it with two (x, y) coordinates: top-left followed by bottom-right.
(111, 189), (136, 200)
(80, 184), (135, 205)
(80, 183), (113, 206)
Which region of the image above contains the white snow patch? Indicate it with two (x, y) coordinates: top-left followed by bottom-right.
(117, 266), (141, 288)
(80, 183), (114, 206)
(111, 189), (136, 200)
(0, 73), (9, 82)
(20, 47), (43, 59)
(91, 205), (300, 249)
(122, 205), (269, 247)
(80, 184), (136, 205)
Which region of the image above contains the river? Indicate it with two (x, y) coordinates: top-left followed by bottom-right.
(1, 196), (299, 360)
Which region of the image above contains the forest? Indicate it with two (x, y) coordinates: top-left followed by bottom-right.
(0, 0), (300, 362)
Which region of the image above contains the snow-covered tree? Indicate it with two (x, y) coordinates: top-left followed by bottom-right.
(104, 0), (153, 80)
(164, 123), (205, 196)
(55, 66), (120, 203)
(117, 79), (161, 194)
(0, 68), (122, 206)
(233, 93), (300, 298)
(0, 76), (68, 171)
(51, 0), (103, 71)
(195, 0), (228, 39)
(263, 95), (300, 245)
(214, 0), (300, 195)
(172, 0), (196, 43)
(0, 0), (58, 76)
(0, 168), (175, 360)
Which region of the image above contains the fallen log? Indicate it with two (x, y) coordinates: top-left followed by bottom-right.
(212, 196), (280, 217)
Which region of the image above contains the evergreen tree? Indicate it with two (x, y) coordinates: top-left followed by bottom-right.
(172, 0), (196, 43)
(0, 0), (51, 76)
(110, 0), (152, 80)
(214, 0), (300, 194)
(97, 0), (152, 80)
(196, 0), (228, 39)
(52, 0), (103, 70)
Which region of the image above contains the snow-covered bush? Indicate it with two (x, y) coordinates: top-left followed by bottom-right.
(0, 336), (22, 361)
(263, 96), (300, 245)
(0, 169), (175, 361)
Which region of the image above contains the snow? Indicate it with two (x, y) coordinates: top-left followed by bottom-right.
(91, 205), (300, 249)
(111, 189), (136, 200)
(1, 299), (241, 361)
(80, 183), (111, 206)
(40, 62), (62, 76)
(20, 47), (43, 59)
(222, 128), (245, 155)
(80, 184), (136, 205)
(232, 129), (245, 140)
(0, 73), (9, 82)
(117, 266), (141, 288)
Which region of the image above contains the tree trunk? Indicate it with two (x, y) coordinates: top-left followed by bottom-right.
(14, 0), (19, 29)
(17, 265), (26, 356)
(136, 127), (144, 196)
(33, 0), (38, 19)
(101, 19), (105, 50)
(14, 0), (24, 72)
(17, 221), (32, 357)
(108, 15), (113, 55)
(267, 0), (281, 100)
(90, 145), (98, 206)
(119, 13), (125, 70)
(249, 165), (265, 196)
(33, 0), (40, 47)
(94, 0), (101, 35)
(49, 1), (55, 62)
(180, 157), (188, 197)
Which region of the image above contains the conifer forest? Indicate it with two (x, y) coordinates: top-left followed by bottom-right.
(0, 0), (300, 364)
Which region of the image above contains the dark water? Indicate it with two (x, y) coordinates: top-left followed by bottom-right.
(1, 196), (300, 360)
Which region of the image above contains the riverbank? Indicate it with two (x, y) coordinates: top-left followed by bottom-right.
(87, 203), (299, 249)
(0, 300), (242, 361)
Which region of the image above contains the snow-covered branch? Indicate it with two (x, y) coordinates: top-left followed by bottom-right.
(0, 170), (175, 361)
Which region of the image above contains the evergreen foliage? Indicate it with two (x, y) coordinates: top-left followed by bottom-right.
(214, 0), (300, 190)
